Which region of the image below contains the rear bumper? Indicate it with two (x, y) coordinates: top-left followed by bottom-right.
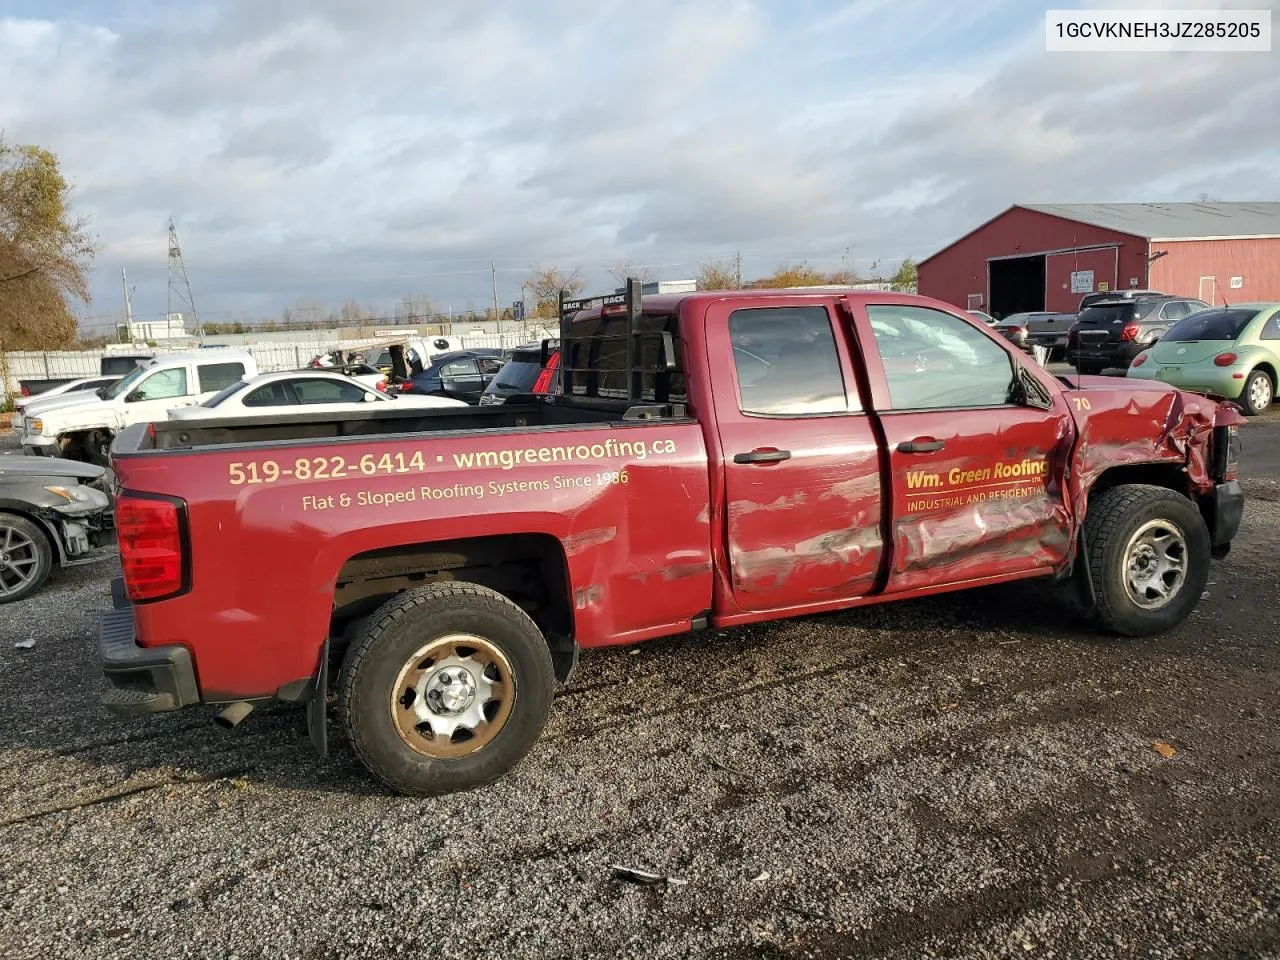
(1068, 341), (1143, 370)
(98, 578), (199, 716)
(1207, 480), (1245, 550)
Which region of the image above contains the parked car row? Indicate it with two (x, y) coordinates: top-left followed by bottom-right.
(983, 292), (1279, 415)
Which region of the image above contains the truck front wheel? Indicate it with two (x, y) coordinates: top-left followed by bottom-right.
(336, 582), (555, 795)
(1084, 484), (1210, 636)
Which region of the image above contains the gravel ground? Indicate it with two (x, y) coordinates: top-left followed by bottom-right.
(1, 411), (1278, 960)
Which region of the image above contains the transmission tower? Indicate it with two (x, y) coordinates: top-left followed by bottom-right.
(167, 218), (201, 342)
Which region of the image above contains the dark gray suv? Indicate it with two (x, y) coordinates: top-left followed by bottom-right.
(1067, 295), (1211, 374)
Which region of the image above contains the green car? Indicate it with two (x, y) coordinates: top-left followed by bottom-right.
(1127, 303), (1280, 416)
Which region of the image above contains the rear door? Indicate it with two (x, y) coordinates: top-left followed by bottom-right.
(848, 300), (1074, 593)
(706, 297), (885, 612)
(438, 357), (483, 401)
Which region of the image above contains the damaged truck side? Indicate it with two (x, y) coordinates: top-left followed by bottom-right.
(98, 284), (1245, 795)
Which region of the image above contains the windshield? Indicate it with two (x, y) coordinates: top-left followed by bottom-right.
(1163, 308), (1259, 343)
(202, 379), (251, 407)
(491, 354), (542, 392)
(102, 364), (150, 399)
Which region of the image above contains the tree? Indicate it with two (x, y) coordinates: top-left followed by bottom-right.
(608, 260), (656, 287)
(750, 263), (826, 289)
(0, 139), (95, 349)
(526, 266), (585, 319)
(890, 258), (918, 293)
(696, 261), (740, 291)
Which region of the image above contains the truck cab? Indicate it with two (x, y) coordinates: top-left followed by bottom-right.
(21, 350), (256, 464)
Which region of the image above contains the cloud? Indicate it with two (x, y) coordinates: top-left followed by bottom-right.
(0, 0), (1276, 331)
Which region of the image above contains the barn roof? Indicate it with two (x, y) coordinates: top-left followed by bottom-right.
(1018, 202), (1280, 240)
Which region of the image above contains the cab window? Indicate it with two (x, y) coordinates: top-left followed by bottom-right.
(727, 306), (850, 415)
(866, 305), (1013, 410)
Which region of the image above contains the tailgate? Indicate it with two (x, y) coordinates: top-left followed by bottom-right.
(1075, 304), (1134, 346)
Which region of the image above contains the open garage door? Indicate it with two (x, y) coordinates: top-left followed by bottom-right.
(989, 255), (1045, 318)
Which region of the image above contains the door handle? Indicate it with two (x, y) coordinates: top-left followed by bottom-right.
(897, 439), (945, 453)
(733, 449), (791, 465)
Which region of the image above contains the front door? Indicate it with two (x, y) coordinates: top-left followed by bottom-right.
(848, 300), (1075, 594)
(123, 364), (197, 422)
(706, 298), (885, 613)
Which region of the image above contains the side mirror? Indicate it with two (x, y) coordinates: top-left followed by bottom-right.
(1012, 366), (1053, 411)
(126, 390), (143, 402)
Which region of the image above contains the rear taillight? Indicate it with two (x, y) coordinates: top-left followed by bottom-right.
(533, 351), (561, 394)
(1132, 353), (1148, 367)
(20, 384), (30, 397)
(117, 493), (188, 602)
(1120, 323), (1140, 342)
(1213, 353), (1238, 367)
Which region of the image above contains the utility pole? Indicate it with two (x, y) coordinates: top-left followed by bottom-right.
(121, 268), (134, 343)
(167, 218), (201, 344)
(735, 250), (742, 289)
(491, 260), (501, 331)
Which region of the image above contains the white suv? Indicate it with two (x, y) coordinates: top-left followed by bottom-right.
(20, 350), (256, 463)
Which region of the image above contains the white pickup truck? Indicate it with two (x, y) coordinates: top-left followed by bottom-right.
(19, 350), (256, 463)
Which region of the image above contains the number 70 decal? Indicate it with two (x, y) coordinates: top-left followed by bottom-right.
(1071, 397), (1092, 411)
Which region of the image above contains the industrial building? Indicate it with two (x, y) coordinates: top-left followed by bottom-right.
(917, 203), (1280, 317)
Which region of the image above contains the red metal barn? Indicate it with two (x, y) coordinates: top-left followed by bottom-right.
(918, 203), (1280, 317)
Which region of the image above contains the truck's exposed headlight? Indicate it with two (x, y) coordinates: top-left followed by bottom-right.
(29, 418), (43, 434)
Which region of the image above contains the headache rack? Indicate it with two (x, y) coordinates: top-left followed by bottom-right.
(555, 277), (684, 416)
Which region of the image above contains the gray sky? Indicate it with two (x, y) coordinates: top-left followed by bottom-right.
(1, 0), (1277, 333)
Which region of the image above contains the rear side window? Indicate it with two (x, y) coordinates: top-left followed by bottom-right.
(728, 307), (848, 415)
(243, 382), (297, 407)
(1164, 308), (1261, 343)
(440, 358), (478, 378)
(562, 313), (687, 404)
(1078, 304), (1136, 326)
(1160, 301), (1191, 321)
(197, 362), (246, 392)
(1260, 313), (1280, 341)
(292, 379), (369, 404)
(867, 305), (1013, 410)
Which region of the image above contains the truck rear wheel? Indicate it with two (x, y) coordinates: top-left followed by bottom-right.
(336, 582), (554, 795)
(1084, 484), (1210, 636)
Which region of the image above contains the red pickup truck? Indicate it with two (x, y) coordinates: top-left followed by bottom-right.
(99, 282), (1245, 796)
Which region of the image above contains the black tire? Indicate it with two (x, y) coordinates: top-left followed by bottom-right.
(1238, 368), (1273, 417)
(0, 512), (54, 604)
(1084, 484), (1210, 636)
(337, 582), (554, 796)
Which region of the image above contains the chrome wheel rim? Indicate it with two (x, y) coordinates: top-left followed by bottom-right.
(391, 633), (515, 759)
(0, 524), (41, 598)
(1250, 375), (1272, 411)
(1123, 519), (1188, 610)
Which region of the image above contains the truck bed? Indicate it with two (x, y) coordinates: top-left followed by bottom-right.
(119, 398), (687, 455)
